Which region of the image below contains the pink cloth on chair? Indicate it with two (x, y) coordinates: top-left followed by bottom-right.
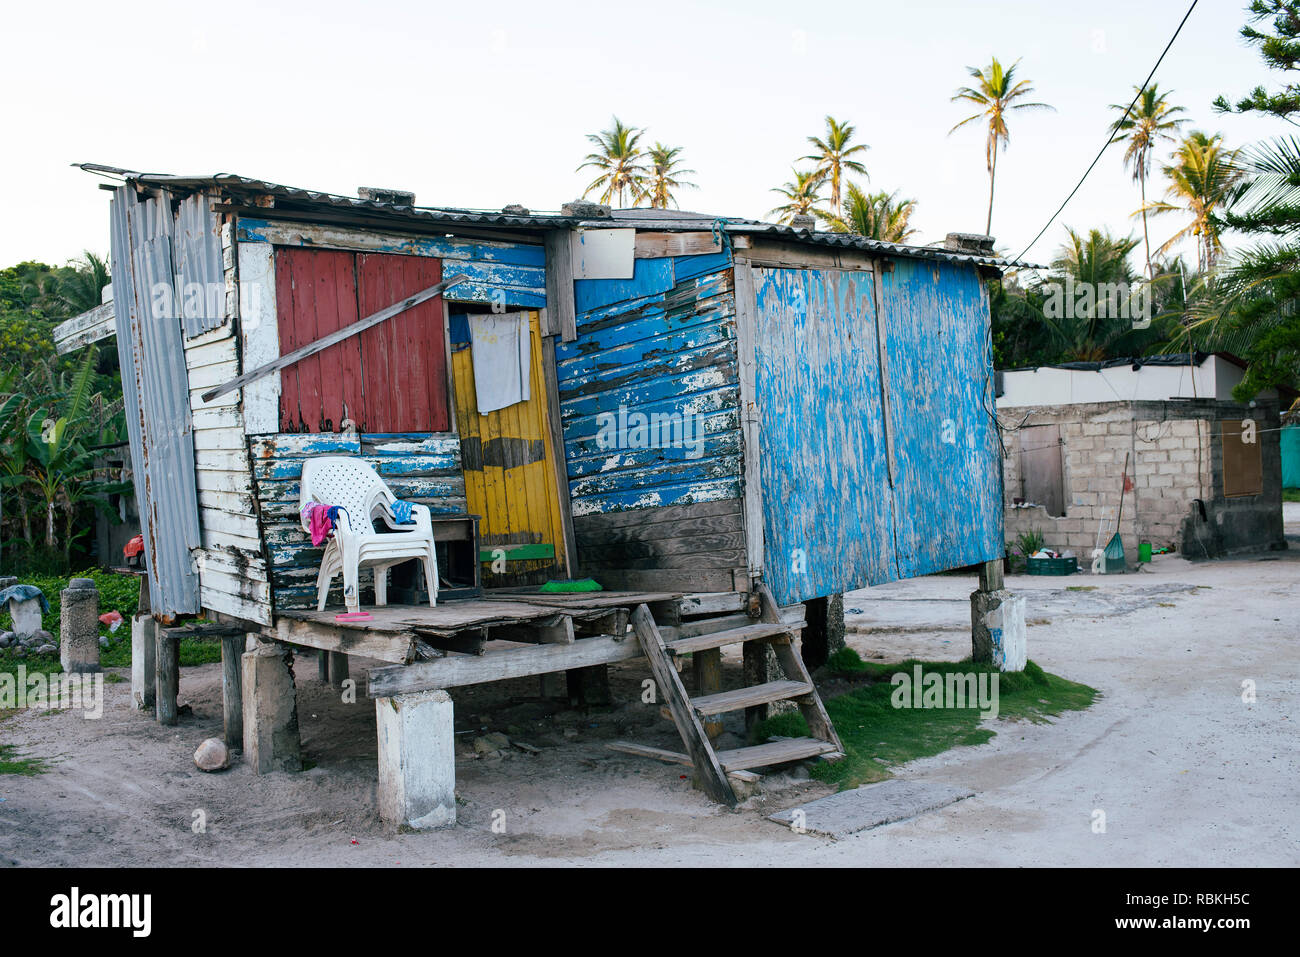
(303, 502), (334, 546)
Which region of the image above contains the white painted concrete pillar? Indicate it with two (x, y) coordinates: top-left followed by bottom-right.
(130, 616), (156, 710)
(375, 689), (456, 830)
(971, 590), (1027, 672)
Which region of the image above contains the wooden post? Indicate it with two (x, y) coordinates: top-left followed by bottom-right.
(978, 559), (1004, 592)
(329, 651), (350, 689)
(155, 627), (180, 726)
(318, 649), (330, 682)
(538, 616), (574, 700)
(694, 649), (723, 741)
(221, 634), (245, 750)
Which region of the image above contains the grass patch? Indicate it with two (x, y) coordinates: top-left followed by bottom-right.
(0, 568), (221, 675)
(0, 743), (47, 776)
(754, 657), (1097, 790)
(824, 646), (871, 676)
(1283, 488), (1300, 502)
(1067, 586), (1097, 592)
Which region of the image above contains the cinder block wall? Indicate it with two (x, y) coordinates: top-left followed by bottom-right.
(999, 399), (1284, 560)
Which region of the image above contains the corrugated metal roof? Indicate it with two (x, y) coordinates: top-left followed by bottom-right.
(105, 169), (1028, 269)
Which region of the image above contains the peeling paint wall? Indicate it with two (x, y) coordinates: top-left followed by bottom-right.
(555, 253), (747, 592)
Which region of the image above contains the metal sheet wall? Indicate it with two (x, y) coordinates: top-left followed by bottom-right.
(110, 186), (202, 618)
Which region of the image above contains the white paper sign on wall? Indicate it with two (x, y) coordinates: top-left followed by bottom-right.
(570, 228), (635, 280)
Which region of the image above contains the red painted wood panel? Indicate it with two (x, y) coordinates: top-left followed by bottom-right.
(356, 252), (448, 432)
(275, 247), (363, 432)
(273, 248), (449, 433)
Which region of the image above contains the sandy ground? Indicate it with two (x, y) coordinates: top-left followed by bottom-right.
(2, 506), (1296, 867)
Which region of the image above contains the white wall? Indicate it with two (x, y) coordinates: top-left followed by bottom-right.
(996, 357), (1265, 408)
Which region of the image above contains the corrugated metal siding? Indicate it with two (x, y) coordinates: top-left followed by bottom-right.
(879, 258), (1002, 577)
(248, 433), (465, 609)
(556, 254), (743, 516)
(753, 266), (895, 604)
(110, 185), (202, 619)
(172, 193), (226, 338)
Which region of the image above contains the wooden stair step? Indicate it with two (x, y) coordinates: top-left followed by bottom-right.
(666, 621), (803, 656)
(692, 680), (814, 717)
(714, 737), (838, 772)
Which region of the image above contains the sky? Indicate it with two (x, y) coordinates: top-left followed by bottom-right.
(0, 0), (1287, 273)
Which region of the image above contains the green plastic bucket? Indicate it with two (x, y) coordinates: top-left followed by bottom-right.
(1138, 542), (1152, 563)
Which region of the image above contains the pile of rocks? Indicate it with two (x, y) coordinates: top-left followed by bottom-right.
(0, 629), (58, 657)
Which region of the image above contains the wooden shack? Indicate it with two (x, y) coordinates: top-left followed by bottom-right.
(58, 167), (1015, 822)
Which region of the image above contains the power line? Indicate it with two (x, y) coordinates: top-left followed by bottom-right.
(1014, 0), (1200, 262)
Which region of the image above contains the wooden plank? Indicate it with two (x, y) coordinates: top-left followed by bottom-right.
(731, 260), (764, 583)
(758, 583), (842, 751)
(272, 616), (422, 664)
(693, 680), (813, 717)
(53, 300), (116, 354)
(221, 634), (244, 748)
(155, 629), (180, 726)
(634, 231), (725, 259)
(542, 336), (579, 576)
(630, 604), (736, 807)
(714, 737), (837, 772)
(694, 648), (724, 740)
(606, 741), (761, 782)
(544, 230), (576, 342)
(366, 632), (643, 696)
(666, 621), (801, 656)
(201, 273), (467, 403)
(679, 592), (747, 617)
(587, 566), (739, 594)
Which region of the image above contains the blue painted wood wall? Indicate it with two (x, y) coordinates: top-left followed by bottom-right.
(556, 252), (742, 517)
(248, 432), (465, 610)
(753, 259), (1002, 604)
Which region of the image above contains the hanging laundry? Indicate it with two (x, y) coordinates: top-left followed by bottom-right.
(468, 312), (530, 414)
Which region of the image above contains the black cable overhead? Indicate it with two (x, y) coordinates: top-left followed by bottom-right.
(1014, 0), (1200, 262)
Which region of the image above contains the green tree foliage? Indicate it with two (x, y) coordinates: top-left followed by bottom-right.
(1205, 0), (1300, 400)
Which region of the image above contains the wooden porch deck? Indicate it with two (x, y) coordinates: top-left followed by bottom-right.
(271, 589), (689, 694)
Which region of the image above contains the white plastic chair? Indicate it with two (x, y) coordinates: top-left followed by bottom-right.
(299, 456), (439, 613)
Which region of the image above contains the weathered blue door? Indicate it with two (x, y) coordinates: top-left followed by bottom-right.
(879, 259), (1002, 578)
(752, 266), (895, 604)
(752, 260), (1003, 605)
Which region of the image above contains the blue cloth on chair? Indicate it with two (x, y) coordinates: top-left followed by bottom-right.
(390, 500), (416, 524)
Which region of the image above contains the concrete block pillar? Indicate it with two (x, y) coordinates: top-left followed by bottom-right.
(972, 590), (1027, 673)
(59, 577), (100, 674)
(376, 689), (456, 830)
(241, 643), (302, 773)
(130, 616), (156, 710)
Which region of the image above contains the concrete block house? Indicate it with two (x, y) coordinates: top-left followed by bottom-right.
(997, 353), (1291, 562)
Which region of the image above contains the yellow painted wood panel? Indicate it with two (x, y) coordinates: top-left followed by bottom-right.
(451, 311), (566, 584)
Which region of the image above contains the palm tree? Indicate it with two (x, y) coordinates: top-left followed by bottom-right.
(55, 251), (111, 315)
(578, 117), (647, 208)
(1110, 85), (1187, 279)
(1142, 131), (1241, 272)
(827, 185), (919, 242)
(1043, 228), (1146, 360)
(639, 143), (697, 209)
(768, 169), (827, 224)
(801, 116), (869, 211)
(950, 56), (1054, 235)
